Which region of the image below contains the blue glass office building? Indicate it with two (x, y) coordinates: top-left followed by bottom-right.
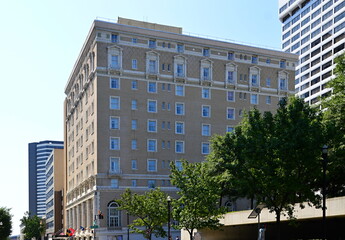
(28, 140), (63, 217)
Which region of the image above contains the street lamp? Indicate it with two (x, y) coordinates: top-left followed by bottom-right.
(322, 144), (328, 240)
(167, 196), (172, 240)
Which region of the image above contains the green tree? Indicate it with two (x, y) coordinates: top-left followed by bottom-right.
(20, 212), (45, 240)
(322, 53), (345, 197)
(208, 97), (324, 239)
(170, 160), (225, 240)
(0, 207), (12, 240)
(116, 188), (168, 240)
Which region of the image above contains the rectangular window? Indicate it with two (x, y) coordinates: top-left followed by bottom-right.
(110, 117), (120, 129)
(227, 71), (234, 84)
(203, 67), (210, 80)
(132, 59), (137, 69)
(111, 34), (118, 43)
(175, 85), (184, 96)
(226, 126), (234, 133)
(131, 80), (138, 90)
(131, 180), (137, 187)
(252, 56), (258, 64)
(111, 55), (119, 69)
(132, 38), (137, 44)
(175, 160), (183, 171)
(203, 48), (210, 56)
(227, 91), (235, 102)
(202, 124), (211, 136)
(131, 120), (137, 130)
(131, 100), (137, 110)
(147, 120), (157, 132)
(177, 64), (184, 77)
(228, 52), (234, 60)
(175, 103), (184, 115)
(175, 122), (184, 134)
(177, 44), (184, 53)
(110, 157), (120, 173)
(202, 105), (210, 117)
(147, 159), (157, 172)
(110, 137), (120, 150)
(175, 141), (185, 153)
(251, 74), (258, 86)
(227, 108), (235, 120)
(202, 142), (210, 155)
(131, 160), (137, 170)
(149, 40), (156, 48)
(110, 78), (120, 89)
(148, 82), (157, 93)
(280, 78), (287, 90)
(131, 139), (137, 150)
(110, 96), (120, 110)
(251, 94), (258, 104)
(148, 180), (156, 188)
(202, 88), (210, 99)
(147, 139), (157, 152)
(149, 60), (157, 73)
(266, 96), (271, 104)
(148, 100), (157, 113)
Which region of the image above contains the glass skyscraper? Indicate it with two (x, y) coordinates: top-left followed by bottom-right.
(28, 140), (63, 217)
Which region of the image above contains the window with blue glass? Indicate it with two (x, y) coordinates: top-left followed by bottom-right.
(110, 78), (120, 89)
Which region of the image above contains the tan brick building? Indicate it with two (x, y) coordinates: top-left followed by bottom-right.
(63, 17), (298, 240)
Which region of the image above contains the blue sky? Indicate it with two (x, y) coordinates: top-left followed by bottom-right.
(0, 0), (282, 235)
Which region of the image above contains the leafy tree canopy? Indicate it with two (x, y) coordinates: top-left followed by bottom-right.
(170, 160), (225, 240)
(208, 97), (324, 239)
(116, 188), (168, 240)
(322, 53), (345, 197)
(0, 207), (12, 240)
(20, 212), (45, 240)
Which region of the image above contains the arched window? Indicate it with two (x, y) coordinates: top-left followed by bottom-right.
(107, 201), (121, 227)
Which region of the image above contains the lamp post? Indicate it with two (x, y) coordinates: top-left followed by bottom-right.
(167, 196), (171, 240)
(322, 145), (328, 240)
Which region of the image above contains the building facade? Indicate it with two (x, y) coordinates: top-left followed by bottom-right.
(64, 18), (298, 240)
(45, 148), (64, 238)
(28, 140), (64, 217)
(279, 0), (345, 104)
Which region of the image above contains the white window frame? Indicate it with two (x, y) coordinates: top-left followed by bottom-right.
(200, 59), (213, 81)
(266, 96), (271, 104)
(110, 157), (120, 173)
(202, 142), (210, 155)
(251, 94), (259, 105)
(107, 202), (121, 227)
(147, 159), (157, 172)
(110, 78), (120, 89)
(131, 160), (137, 170)
(175, 85), (185, 96)
(110, 96), (120, 110)
(175, 160), (183, 171)
(225, 63), (237, 84)
(227, 91), (235, 102)
(131, 99), (138, 110)
(226, 126), (234, 133)
(110, 116), (120, 130)
(227, 108), (235, 120)
(202, 105), (211, 118)
(175, 121), (185, 134)
(147, 119), (157, 132)
(202, 88), (211, 99)
(108, 46), (123, 70)
(147, 139), (157, 152)
(174, 55), (187, 78)
(110, 137), (120, 150)
(249, 66), (261, 87)
(175, 141), (185, 153)
(147, 100), (157, 113)
(148, 82), (157, 93)
(202, 124), (211, 136)
(175, 102), (185, 115)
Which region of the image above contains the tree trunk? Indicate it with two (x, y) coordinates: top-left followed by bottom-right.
(190, 229), (194, 240)
(275, 210), (281, 240)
